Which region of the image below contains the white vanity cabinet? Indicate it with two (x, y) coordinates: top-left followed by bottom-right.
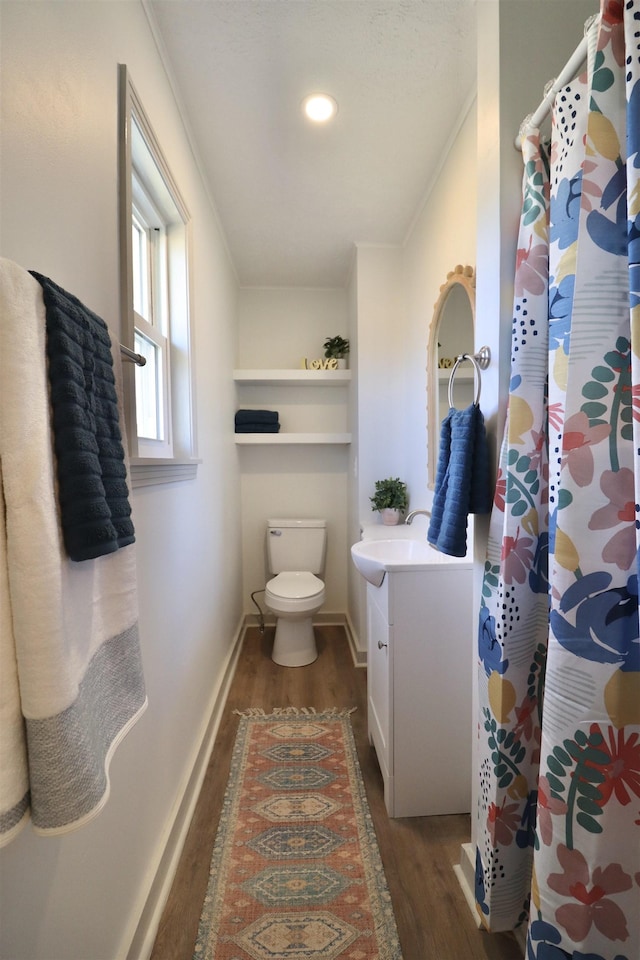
(366, 561), (473, 818)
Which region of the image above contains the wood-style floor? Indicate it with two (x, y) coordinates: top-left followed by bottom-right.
(150, 625), (522, 960)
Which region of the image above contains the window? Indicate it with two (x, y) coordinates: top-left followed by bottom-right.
(118, 65), (198, 483)
(131, 176), (170, 451)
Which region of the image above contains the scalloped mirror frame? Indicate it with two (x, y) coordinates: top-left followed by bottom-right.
(426, 264), (476, 489)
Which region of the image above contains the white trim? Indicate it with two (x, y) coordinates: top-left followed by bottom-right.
(453, 842), (482, 927)
(514, 925), (527, 956)
(344, 611), (366, 667)
(130, 460), (200, 487)
(241, 613), (366, 667)
(453, 842), (526, 958)
(403, 88), (477, 248)
(129, 86), (190, 225)
(120, 617), (245, 960)
(119, 65), (198, 480)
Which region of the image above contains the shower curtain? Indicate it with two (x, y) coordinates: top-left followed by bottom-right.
(475, 4), (640, 958)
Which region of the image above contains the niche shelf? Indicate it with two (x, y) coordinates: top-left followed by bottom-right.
(234, 368), (352, 445)
(437, 369), (474, 381)
(235, 432), (351, 445)
(233, 369), (351, 386)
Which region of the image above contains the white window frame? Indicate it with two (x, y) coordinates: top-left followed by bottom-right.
(118, 64), (198, 485)
(132, 178), (172, 456)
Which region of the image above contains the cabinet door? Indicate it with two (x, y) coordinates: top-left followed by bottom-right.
(367, 585), (391, 783)
(391, 568), (473, 817)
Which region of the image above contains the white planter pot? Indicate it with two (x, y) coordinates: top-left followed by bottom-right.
(380, 508), (402, 526)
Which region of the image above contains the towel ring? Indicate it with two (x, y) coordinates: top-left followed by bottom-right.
(447, 346), (491, 409)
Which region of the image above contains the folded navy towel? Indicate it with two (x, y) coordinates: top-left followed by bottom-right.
(235, 409), (279, 425)
(428, 403), (491, 557)
(235, 422), (281, 433)
(30, 271), (135, 562)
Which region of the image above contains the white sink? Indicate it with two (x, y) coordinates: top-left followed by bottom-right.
(351, 538), (448, 586)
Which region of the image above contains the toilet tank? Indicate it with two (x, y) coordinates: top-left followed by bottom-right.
(267, 519), (327, 574)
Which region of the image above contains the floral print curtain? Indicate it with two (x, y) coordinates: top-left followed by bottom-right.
(475, 4), (640, 958)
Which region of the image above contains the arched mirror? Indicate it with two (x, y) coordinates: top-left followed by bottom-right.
(427, 264), (476, 489)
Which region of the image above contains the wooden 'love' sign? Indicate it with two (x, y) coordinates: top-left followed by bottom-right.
(302, 358), (339, 370)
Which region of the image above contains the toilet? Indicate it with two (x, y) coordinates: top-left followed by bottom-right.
(264, 519), (326, 667)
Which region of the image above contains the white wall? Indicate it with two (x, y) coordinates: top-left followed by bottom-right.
(240, 447), (349, 616)
(346, 107), (477, 656)
(346, 255), (365, 649)
(0, 3), (241, 959)
(344, 245), (404, 658)
(353, 244), (405, 517)
(236, 287), (350, 617)
(237, 286), (348, 369)
(402, 100), (478, 510)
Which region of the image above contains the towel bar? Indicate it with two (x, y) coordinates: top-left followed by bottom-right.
(120, 344), (146, 366)
(447, 346), (490, 409)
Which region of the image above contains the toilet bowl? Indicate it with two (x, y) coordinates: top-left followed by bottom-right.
(264, 519), (327, 667)
(265, 572), (325, 666)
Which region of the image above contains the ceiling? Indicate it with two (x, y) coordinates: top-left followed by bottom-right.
(147, 0), (477, 288)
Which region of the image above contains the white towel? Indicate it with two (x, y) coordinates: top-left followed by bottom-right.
(0, 258), (147, 845)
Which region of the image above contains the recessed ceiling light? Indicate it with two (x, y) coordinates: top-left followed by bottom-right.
(302, 94), (338, 123)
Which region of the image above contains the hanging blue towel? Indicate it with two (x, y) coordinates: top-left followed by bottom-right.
(30, 271), (135, 562)
(428, 403), (492, 557)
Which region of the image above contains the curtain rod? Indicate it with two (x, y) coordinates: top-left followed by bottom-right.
(515, 14), (599, 150)
(120, 343), (146, 366)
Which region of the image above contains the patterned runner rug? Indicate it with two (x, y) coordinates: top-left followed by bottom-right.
(194, 708), (403, 959)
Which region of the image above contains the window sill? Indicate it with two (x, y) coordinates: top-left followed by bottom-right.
(129, 458), (200, 488)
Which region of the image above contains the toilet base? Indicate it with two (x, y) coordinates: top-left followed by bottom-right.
(272, 616), (318, 667)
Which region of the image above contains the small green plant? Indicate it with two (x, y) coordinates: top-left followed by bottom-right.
(370, 477), (408, 512)
(323, 335), (350, 359)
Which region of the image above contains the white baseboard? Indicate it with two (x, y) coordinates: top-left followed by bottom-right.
(514, 924), (527, 954)
(242, 611), (367, 668)
(454, 842), (526, 958)
(121, 617), (245, 960)
(453, 842), (482, 928)
(343, 611), (366, 667)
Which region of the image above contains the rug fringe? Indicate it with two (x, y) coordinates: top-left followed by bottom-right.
(233, 707), (357, 718)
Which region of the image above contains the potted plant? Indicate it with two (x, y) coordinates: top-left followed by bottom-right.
(370, 477), (408, 525)
(323, 335), (350, 368)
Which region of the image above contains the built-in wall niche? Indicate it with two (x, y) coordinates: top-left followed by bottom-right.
(426, 265), (475, 489)
(233, 369), (352, 444)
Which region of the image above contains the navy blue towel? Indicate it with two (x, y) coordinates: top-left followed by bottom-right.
(428, 403), (491, 557)
(30, 271), (135, 562)
(235, 422), (281, 433)
(235, 409), (279, 425)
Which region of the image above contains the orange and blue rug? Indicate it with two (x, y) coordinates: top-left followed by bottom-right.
(194, 708), (402, 959)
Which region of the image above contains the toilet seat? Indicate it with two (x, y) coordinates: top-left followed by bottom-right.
(265, 572), (325, 617)
(266, 571), (324, 600)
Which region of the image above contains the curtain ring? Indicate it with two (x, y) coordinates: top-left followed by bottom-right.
(448, 353), (482, 409)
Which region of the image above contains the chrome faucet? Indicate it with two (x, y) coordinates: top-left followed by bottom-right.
(405, 509), (431, 525)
